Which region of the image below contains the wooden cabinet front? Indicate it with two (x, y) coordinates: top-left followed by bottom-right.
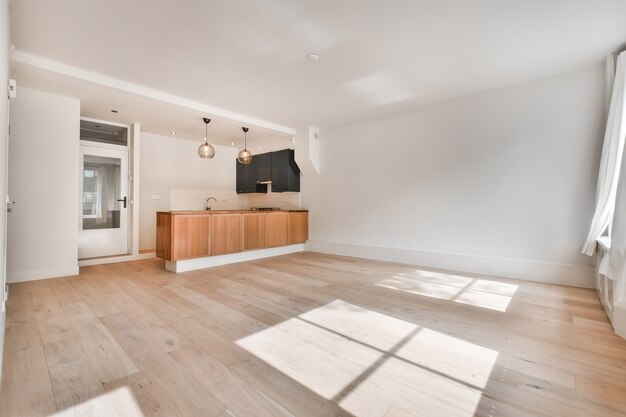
(289, 212), (309, 244)
(172, 215), (211, 261)
(156, 210), (309, 263)
(212, 214), (242, 255)
(243, 213), (267, 250)
(156, 213), (172, 260)
(266, 212), (289, 247)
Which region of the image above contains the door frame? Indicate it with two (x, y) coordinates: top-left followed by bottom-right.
(78, 117), (132, 259)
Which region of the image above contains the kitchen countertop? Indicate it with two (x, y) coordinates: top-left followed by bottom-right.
(158, 209), (308, 215)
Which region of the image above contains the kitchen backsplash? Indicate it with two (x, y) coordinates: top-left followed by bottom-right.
(247, 188), (301, 209)
(170, 187), (301, 211)
(169, 189), (245, 211)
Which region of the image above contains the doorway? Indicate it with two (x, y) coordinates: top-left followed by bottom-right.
(78, 120), (130, 259)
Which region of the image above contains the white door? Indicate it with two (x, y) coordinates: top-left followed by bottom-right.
(78, 145), (129, 259)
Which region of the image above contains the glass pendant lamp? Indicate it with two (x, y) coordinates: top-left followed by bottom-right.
(237, 127), (252, 164)
(198, 118), (215, 159)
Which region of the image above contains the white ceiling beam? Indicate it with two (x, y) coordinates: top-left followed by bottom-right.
(11, 49), (297, 136)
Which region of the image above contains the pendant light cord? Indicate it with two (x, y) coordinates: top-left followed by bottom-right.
(203, 117), (211, 145)
(242, 126), (249, 150)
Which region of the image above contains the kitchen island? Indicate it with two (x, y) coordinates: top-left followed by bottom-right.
(156, 209), (308, 272)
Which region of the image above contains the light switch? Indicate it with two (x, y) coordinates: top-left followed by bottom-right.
(151, 194), (160, 200)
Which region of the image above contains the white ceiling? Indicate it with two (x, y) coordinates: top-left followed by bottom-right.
(9, 0), (626, 137)
(11, 56), (294, 146)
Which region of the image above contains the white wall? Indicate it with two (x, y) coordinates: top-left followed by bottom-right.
(139, 133), (239, 250)
(7, 87), (80, 282)
(0, 0), (10, 376)
(304, 64), (606, 287)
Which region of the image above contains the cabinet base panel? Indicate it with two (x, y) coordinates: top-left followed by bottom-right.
(165, 244), (305, 273)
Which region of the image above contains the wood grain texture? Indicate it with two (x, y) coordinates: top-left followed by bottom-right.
(155, 212), (172, 261)
(2, 252), (626, 417)
(243, 213), (267, 251)
(212, 214), (243, 256)
(288, 212), (308, 244)
(0, 283), (58, 417)
(173, 214), (211, 261)
(157, 210), (307, 215)
(157, 211), (305, 261)
(266, 212), (289, 248)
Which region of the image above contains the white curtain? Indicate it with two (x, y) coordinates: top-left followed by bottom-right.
(602, 53), (626, 303)
(94, 163), (120, 225)
(603, 162), (626, 303)
(94, 166), (103, 221)
(582, 52), (626, 256)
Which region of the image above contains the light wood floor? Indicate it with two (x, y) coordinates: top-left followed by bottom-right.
(1, 252), (626, 417)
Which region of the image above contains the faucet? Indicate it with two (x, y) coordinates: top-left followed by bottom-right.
(206, 197), (217, 210)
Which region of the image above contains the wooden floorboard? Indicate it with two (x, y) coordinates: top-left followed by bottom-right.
(2, 252), (626, 417)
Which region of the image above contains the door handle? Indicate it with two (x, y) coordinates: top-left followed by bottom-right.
(7, 201), (15, 212)
(117, 197), (127, 208)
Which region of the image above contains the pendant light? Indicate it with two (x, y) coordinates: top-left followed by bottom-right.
(237, 127), (252, 164)
(198, 118), (215, 159)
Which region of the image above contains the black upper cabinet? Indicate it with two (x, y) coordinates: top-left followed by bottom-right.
(255, 152), (272, 183)
(236, 158), (268, 194)
(236, 149), (300, 193)
(271, 149), (300, 192)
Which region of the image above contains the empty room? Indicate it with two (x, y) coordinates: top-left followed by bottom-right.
(2, 0), (626, 416)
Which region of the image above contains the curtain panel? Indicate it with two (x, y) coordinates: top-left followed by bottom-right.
(583, 52), (626, 256)
(598, 52), (626, 307)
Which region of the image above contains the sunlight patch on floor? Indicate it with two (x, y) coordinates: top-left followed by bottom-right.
(338, 355), (484, 417)
(396, 328), (498, 388)
(51, 386), (144, 417)
(299, 299), (418, 351)
(376, 271), (518, 312)
(237, 302), (385, 399)
(236, 300), (498, 417)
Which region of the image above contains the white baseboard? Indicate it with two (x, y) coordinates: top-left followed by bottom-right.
(78, 252), (156, 267)
(7, 265), (80, 283)
(305, 240), (594, 288)
(166, 244), (305, 273)
(7, 254), (156, 283)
